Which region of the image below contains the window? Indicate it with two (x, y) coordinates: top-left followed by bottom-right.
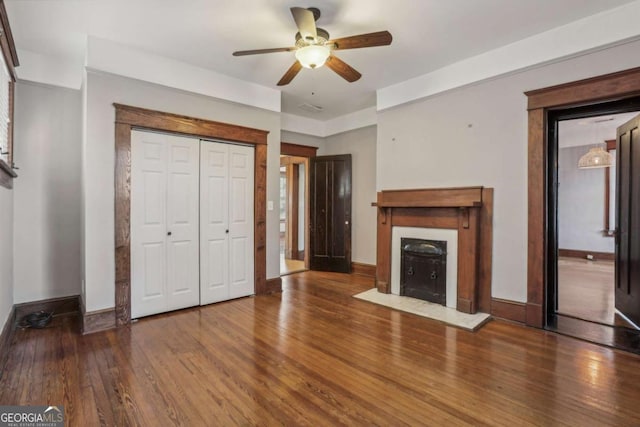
(0, 1), (19, 188)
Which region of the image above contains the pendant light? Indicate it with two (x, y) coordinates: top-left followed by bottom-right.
(578, 146), (612, 169)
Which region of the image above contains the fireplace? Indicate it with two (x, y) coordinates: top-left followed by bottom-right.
(374, 187), (494, 314)
(400, 238), (447, 305)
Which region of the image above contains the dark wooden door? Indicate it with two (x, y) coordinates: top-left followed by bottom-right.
(309, 155), (352, 273)
(616, 114), (640, 326)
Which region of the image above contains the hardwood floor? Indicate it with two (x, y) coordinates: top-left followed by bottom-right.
(2, 271), (640, 425)
(558, 257), (616, 325)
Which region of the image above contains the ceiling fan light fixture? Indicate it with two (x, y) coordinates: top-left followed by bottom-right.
(295, 45), (330, 69)
(578, 146), (612, 169)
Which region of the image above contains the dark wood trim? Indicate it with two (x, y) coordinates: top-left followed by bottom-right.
(285, 163), (299, 259)
(526, 66), (640, 110)
(281, 141), (318, 157)
(376, 187), (483, 208)
(351, 262), (376, 278)
(526, 67), (640, 329)
(114, 104), (268, 145)
(604, 139), (616, 234)
(527, 108), (545, 328)
(558, 248), (615, 261)
(82, 308), (116, 335)
(265, 277), (282, 294)
(0, 0), (18, 80)
(14, 295), (79, 320)
(491, 298), (526, 324)
(0, 81), (16, 188)
(478, 188), (494, 313)
(0, 305), (15, 373)
(0, 2), (18, 185)
(114, 104), (269, 328)
(375, 187), (493, 314)
(0, 156), (15, 189)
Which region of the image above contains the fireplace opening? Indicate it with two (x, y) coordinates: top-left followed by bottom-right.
(400, 238), (447, 305)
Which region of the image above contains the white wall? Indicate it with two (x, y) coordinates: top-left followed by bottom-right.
(13, 82), (82, 303)
(558, 145), (614, 253)
(83, 71), (281, 312)
(0, 186), (13, 331)
(281, 130), (324, 150)
(321, 126), (377, 265)
(377, 39), (640, 303)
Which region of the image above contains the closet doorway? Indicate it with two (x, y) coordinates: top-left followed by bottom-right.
(130, 129), (255, 318)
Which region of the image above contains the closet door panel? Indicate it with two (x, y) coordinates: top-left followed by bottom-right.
(132, 131), (199, 318)
(228, 145), (255, 298)
(200, 141), (230, 304)
(131, 131), (169, 318)
(166, 137), (200, 311)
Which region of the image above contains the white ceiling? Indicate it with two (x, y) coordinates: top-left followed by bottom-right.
(559, 112), (640, 149)
(5, 0), (637, 120)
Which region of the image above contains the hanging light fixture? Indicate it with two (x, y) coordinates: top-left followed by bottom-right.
(295, 45), (330, 69)
(578, 146), (612, 169)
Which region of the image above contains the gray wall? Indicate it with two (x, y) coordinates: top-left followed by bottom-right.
(0, 186), (13, 331)
(321, 126), (377, 265)
(377, 39), (640, 302)
(13, 82), (82, 303)
(558, 145), (614, 253)
(83, 71), (281, 312)
(281, 130), (324, 150)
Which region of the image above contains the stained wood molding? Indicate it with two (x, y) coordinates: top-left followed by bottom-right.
(375, 187), (493, 314)
(82, 309), (116, 335)
(491, 298), (526, 324)
(114, 104), (270, 328)
(526, 67), (640, 111)
(526, 67), (640, 329)
(351, 262), (376, 278)
(281, 142), (318, 157)
(14, 295), (79, 320)
(558, 249), (615, 262)
(0, 305), (15, 372)
(376, 187), (483, 208)
(265, 277), (283, 293)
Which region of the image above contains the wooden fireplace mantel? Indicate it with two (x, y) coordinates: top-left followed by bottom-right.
(375, 187), (493, 314)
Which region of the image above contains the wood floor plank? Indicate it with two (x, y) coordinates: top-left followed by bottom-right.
(1, 270), (640, 425)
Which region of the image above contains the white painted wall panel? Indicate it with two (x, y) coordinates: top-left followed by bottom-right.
(13, 82), (82, 304)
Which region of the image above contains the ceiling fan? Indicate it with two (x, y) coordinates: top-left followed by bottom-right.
(232, 7), (392, 86)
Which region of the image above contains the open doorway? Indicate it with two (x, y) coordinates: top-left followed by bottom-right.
(547, 98), (640, 353)
(279, 156), (306, 275)
(556, 112), (637, 327)
(279, 142), (318, 276)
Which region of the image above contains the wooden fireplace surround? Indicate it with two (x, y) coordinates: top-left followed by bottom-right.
(374, 187), (494, 314)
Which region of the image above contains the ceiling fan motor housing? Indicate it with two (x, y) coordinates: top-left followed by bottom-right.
(295, 28), (330, 46)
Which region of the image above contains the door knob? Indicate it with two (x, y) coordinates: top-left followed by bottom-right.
(167, 231), (172, 236)
(226, 229), (229, 234)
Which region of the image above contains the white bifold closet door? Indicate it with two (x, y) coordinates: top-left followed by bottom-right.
(200, 140), (255, 304)
(131, 130), (200, 318)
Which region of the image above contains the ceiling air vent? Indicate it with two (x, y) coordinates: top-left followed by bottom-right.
(298, 103), (324, 114)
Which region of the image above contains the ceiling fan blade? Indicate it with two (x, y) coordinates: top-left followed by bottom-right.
(325, 55), (362, 83)
(277, 61), (303, 86)
(329, 31), (393, 50)
(290, 7), (317, 41)
(233, 47), (296, 56)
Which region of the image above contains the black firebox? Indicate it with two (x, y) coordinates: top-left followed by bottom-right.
(400, 238), (447, 305)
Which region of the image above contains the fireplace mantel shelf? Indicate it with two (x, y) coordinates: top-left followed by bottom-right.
(374, 187), (484, 209)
